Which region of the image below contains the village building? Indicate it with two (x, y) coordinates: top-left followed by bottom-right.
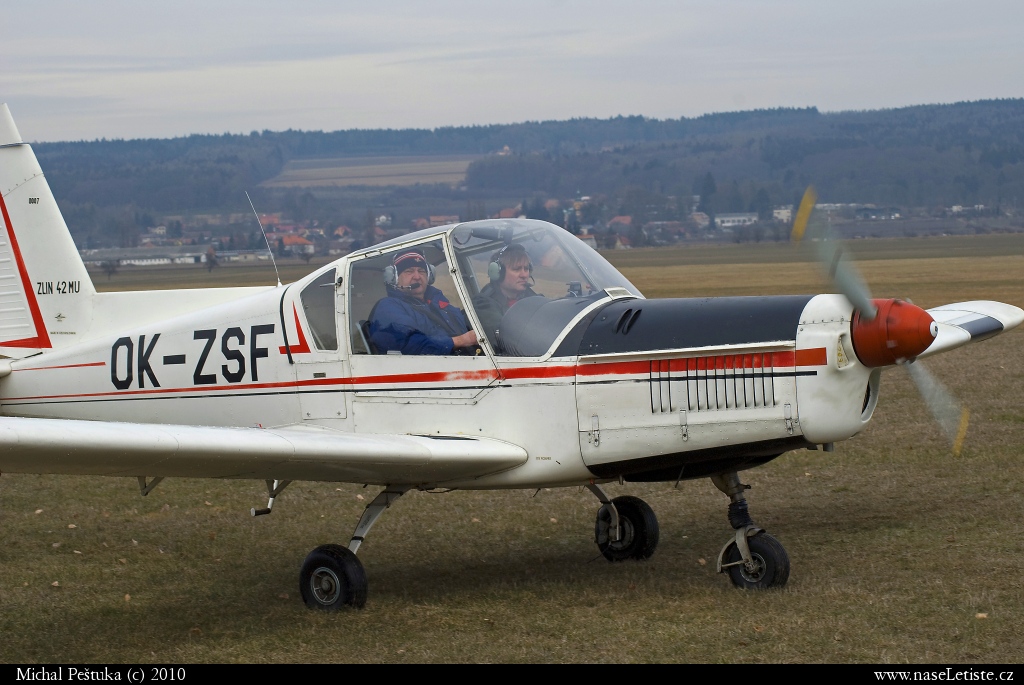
(714, 213), (758, 228)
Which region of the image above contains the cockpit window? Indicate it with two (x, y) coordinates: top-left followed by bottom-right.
(451, 221), (641, 356)
(348, 239), (473, 356)
(300, 268), (338, 351)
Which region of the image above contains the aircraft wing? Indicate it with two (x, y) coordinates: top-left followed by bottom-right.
(919, 300), (1024, 359)
(0, 417), (527, 485)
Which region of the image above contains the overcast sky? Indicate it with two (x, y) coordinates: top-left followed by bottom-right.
(3, 1), (1023, 142)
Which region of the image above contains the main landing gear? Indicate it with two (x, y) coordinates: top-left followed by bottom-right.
(299, 485), (411, 610)
(299, 544), (367, 610)
(711, 472), (790, 590)
(249, 479), (371, 610)
(588, 484), (660, 561)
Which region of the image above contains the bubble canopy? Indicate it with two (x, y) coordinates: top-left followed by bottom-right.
(448, 220), (643, 356)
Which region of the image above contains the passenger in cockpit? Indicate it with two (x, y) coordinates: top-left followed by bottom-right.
(473, 243), (540, 344)
(368, 249), (478, 355)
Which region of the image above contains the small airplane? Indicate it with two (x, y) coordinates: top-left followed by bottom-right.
(1, 103), (1021, 609)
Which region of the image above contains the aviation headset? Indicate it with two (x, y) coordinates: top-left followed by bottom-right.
(487, 243), (533, 283)
(384, 249), (436, 288)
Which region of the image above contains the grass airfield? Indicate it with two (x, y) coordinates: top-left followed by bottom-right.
(1, 234), (1023, 663)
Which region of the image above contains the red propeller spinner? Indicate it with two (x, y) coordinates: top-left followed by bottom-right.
(850, 298), (937, 367)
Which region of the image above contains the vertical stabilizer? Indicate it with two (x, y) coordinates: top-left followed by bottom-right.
(0, 104), (23, 146)
(0, 104), (96, 358)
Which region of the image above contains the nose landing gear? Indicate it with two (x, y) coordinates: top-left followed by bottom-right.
(712, 472), (790, 590)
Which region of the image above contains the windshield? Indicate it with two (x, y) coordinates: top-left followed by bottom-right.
(450, 220), (642, 356)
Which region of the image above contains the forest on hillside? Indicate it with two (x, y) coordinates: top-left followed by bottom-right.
(31, 99), (1024, 247)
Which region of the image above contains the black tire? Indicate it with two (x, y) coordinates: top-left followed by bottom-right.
(299, 544), (368, 610)
(594, 495), (660, 561)
(723, 532), (790, 590)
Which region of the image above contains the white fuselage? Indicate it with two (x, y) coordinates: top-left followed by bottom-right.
(0, 244), (875, 489)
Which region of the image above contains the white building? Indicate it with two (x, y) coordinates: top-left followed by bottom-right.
(714, 213), (758, 228)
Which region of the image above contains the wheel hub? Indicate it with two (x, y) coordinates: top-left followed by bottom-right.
(740, 553), (767, 582)
(608, 518), (635, 550)
(311, 567), (342, 604)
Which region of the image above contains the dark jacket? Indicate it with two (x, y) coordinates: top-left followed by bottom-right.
(473, 282), (539, 343)
(369, 286), (471, 355)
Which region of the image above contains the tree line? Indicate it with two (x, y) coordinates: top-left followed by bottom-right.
(32, 99), (1024, 247)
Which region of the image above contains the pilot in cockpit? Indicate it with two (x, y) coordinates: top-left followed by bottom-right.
(368, 248), (479, 355)
(472, 243), (540, 343)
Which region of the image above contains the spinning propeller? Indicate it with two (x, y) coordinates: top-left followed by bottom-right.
(791, 187), (970, 455)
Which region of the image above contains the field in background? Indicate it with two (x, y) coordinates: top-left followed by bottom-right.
(87, 234), (1024, 321)
(3, 235), (1023, 663)
(261, 155), (479, 188)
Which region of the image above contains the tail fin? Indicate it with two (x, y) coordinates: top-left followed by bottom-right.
(0, 104), (96, 358)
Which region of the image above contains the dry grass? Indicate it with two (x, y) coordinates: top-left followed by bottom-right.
(261, 155), (478, 188)
(88, 258), (335, 292)
(3, 236), (1024, 663)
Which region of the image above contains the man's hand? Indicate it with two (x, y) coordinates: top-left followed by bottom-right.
(452, 330), (478, 349)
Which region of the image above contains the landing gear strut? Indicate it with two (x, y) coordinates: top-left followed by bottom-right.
(712, 472), (790, 590)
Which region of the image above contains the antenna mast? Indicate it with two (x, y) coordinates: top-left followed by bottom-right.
(245, 191), (282, 287)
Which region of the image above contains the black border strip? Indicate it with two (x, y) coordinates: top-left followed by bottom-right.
(959, 315), (1004, 342)
(278, 284), (294, 364)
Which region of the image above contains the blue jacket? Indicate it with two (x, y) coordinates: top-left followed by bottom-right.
(368, 286), (472, 355)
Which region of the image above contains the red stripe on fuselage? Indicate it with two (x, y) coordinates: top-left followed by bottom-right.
(575, 360), (650, 377)
(14, 361), (106, 372)
(2, 347), (827, 403)
(795, 347), (828, 366)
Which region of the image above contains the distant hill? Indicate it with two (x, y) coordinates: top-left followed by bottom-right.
(31, 99), (1024, 246)
(464, 100), (1024, 208)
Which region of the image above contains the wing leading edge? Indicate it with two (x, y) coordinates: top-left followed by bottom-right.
(0, 418), (528, 484)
